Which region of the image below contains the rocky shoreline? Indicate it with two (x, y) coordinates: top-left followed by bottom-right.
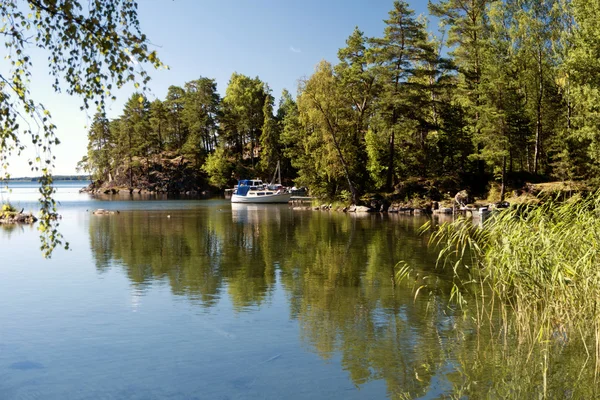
(291, 197), (504, 216)
(291, 202), (436, 214)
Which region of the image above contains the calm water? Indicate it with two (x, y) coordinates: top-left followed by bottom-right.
(0, 182), (594, 399)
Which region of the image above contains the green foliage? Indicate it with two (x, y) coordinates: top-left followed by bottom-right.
(364, 128), (387, 189)
(181, 77), (220, 161)
(164, 85), (187, 150)
(296, 61), (362, 203)
(202, 146), (233, 189)
(1, 202), (17, 217)
(83, 113), (113, 181)
(1, 0), (165, 257)
(370, 1), (439, 189)
(565, 0), (600, 172)
(221, 73), (268, 165)
(259, 88), (281, 174)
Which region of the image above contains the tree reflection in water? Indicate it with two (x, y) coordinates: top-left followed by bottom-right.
(88, 207), (598, 398)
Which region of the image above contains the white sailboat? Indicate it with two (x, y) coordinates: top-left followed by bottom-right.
(230, 162), (291, 204)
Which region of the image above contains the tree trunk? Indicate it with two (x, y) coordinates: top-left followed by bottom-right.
(311, 97), (359, 204)
(158, 123), (163, 151)
(128, 132), (133, 189)
(330, 131), (358, 204)
(500, 155), (507, 203)
(386, 127), (395, 191)
(146, 155), (150, 184)
(534, 48), (544, 174)
(250, 132), (254, 168)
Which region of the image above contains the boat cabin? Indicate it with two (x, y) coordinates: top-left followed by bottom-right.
(237, 179), (264, 189)
(234, 179), (267, 196)
(247, 191), (275, 196)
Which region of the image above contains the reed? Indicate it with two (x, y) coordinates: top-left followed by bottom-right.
(401, 192), (600, 362)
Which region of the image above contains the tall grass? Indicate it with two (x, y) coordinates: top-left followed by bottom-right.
(401, 192), (600, 373)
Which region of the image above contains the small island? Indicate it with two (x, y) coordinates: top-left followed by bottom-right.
(0, 204), (37, 224)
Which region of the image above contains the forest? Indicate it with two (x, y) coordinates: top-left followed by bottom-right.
(80, 0), (600, 204)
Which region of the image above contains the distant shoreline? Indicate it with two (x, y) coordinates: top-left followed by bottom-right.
(4, 175), (91, 182)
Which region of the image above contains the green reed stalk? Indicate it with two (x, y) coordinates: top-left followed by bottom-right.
(401, 192), (600, 360)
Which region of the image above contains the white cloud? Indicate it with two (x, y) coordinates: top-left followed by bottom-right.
(289, 46), (301, 53)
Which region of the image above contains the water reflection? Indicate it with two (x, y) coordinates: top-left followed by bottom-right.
(0, 223), (36, 239)
(87, 206), (597, 398)
(231, 203), (285, 225)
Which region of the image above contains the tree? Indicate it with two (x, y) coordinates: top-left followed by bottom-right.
(221, 73), (267, 166)
(335, 27), (375, 193)
(182, 77), (220, 162)
(297, 61), (360, 203)
(565, 0), (600, 173)
(371, 1), (437, 189)
(149, 100), (168, 152)
(202, 145), (233, 189)
(549, 0), (586, 180)
(501, 0), (561, 175)
(259, 87), (281, 174)
(84, 113), (113, 182)
(164, 86), (187, 150)
(278, 89), (303, 183)
(476, 2), (520, 201)
(0, 0), (164, 256)
(119, 93), (150, 188)
(430, 0), (495, 175)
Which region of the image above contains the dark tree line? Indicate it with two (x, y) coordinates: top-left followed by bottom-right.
(82, 0), (600, 202)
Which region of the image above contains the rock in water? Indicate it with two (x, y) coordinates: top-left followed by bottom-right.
(93, 209), (117, 215)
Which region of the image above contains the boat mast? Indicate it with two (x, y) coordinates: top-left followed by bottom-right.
(277, 160), (281, 185)
(270, 161), (281, 186)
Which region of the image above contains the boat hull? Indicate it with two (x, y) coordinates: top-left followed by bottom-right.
(231, 193), (291, 204)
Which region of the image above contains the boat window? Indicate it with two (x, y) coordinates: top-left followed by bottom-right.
(257, 192), (265, 196)
(266, 192), (273, 195)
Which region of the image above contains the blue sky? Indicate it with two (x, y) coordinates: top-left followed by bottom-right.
(8, 0), (435, 177)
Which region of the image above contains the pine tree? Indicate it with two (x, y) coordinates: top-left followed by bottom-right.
(259, 87), (281, 174)
(164, 86), (187, 151)
(85, 113), (113, 182)
(430, 0), (495, 175)
(182, 77), (220, 163)
(370, 1), (435, 188)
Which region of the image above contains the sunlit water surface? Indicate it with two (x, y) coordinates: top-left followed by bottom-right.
(0, 182), (593, 399)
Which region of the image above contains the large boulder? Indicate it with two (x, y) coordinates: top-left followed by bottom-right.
(454, 190), (469, 208)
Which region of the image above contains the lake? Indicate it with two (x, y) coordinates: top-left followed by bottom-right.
(0, 182), (594, 399)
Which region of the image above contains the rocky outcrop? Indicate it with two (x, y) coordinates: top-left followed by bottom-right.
(0, 212), (38, 224)
(80, 152), (211, 196)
